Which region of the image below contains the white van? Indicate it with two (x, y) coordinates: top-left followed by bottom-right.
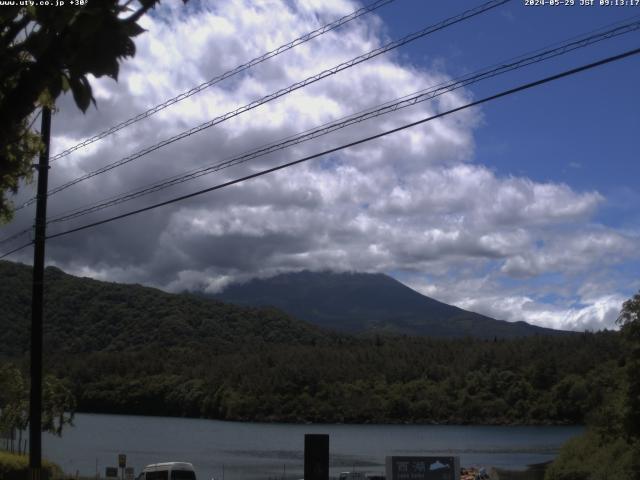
(140, 462), (196, 480)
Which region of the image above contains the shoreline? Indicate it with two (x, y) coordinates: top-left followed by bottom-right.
(70, 409), (585, 428)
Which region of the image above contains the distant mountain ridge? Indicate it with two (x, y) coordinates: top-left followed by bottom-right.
(0, 260), (331, 357)
(0, 260), (568, 358)
(214, 270), (569, 338)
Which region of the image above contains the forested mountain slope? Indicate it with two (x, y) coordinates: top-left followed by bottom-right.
(0, 260), (331, 357)
(215, 270), (569, 338)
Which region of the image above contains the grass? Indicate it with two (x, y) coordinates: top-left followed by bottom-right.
(544, 430), (637, 480)
(494, 463), (549, 480)
(0, 450), (64, 480)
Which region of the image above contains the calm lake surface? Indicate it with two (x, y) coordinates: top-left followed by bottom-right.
(43, 413), (583, 480)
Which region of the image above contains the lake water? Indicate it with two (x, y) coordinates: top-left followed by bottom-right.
(42, 413), (583, 480)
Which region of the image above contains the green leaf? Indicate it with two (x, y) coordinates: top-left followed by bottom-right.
(96, 57), (119, 80)
(23, 30), (50, 60)
(68, 74), (94, 112)
(123, 20), (146, 38)
(61, 74), (70, 93)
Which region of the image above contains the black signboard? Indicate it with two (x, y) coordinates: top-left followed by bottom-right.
(385, 456), (459, 480)
(304, 434), (329, 480)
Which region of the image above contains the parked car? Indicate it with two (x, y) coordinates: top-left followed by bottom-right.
(139, 462), (197, 480)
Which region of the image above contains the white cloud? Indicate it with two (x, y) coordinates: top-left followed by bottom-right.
(406, 275), (628, 331)
(501, 229), (635, 277)
(459, 293), (625, 331)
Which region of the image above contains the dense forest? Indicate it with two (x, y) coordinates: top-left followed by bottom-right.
(40, 333), (622, 425)
(544, 293), (640, 479)
(0, 260), (626, 426)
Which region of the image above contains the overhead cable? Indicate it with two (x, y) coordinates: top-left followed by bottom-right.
(35, 47), (639, 245)
(0, 241), (33, 260)
(18, 0), (509, 210)
(0, 228), (31, 246)
(48, 0), (397, 163)
(3, 46), (636, 260)
(45, 19), (640, 225)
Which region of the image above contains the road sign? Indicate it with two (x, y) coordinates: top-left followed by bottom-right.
(106, 467), (118, 478)
(119, 454), (127, 469)
(125, 467), (135, 480)
(386, 456), (460, 480)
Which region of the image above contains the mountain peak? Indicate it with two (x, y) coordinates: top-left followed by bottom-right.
(214, 270), (568, 339)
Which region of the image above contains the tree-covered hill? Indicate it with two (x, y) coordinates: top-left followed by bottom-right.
(214, 270), (569, 338)
(0, 260), (625, 427)
(0, 260), (332, 357)
(45, 332), (622, 424)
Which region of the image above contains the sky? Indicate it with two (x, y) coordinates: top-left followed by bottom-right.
(2, 0), (639, 331)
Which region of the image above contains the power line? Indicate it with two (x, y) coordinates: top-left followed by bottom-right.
(0, 241), (33, 260)
(26, 108), (42, 133)
(18, 0), (509, 210)
(3, 16), (637, 253)
(3, 46), (636, 259)
(48, 0), (396, 163)
(0, 228), (31, 246)
(44, 19), (640, 225)
(36, 47), (639, 245)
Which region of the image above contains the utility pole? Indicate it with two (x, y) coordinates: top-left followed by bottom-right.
(30, 106), (51, 480)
